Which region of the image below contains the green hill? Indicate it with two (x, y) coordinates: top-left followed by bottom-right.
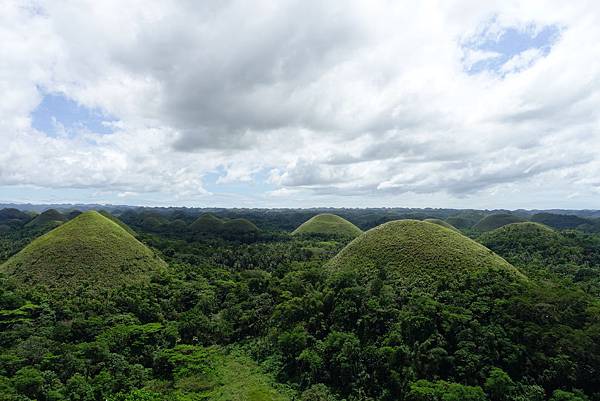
(473, 213), (527, 232)
(98, 210), (137, 236)
(1, 211), (166, 291)
(190, 213), (225, 233)
(445, 210), (486, 229)
(0, 208), (31, 226)
(25, 209), (66, 228)
(531, 212), (589, 229)
(292, 214), (362, 238)
(479, 222), (558, 250)
(423, 218), (459, 232)
(327, 220), (523, 290)
(222, 218), (259, 234)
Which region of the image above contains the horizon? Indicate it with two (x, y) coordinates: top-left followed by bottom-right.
(3, 1), (600, 208)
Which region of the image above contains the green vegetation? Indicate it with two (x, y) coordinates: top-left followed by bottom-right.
(190, 213), (225, 233)
(292, 213), (362, 238)
(99, 209), (138, 236)
(190, 213), (259, 238)
(479, 222), (600, 296)
(1, 211), (165, 292)
(25, 208), (66, 228)
(423, 218), (460, 232)
(473, 213), (527, 232)
(531, 212), (590, 230)
(0, 208), (31, 227)
(327, 219), (523, 290)
(1, 207), (600, 401)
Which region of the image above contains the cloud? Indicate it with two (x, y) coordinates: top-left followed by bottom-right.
(1, 0), (600, 207)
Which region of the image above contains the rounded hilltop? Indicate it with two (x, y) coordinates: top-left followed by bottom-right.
(292, 213), (362, 238)
(190, 213), (259, 235)
(473, 213), (527, 232)
(26, 209), (66, 228)
(1, 211), (166, 292)
(479, 222), (560, 257)
(327, 219), (523, 290)
(423, 218), (459, 232)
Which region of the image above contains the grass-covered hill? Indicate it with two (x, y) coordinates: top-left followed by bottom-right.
(222, 218), (259, 234)
(99, 210), (138, 236)
(292, 213), (362, 238)
(327, 219), (523, 290)
(445, 210), (486, 229)
(423, 218), (459, 232)
(1, 211), (166, 291)
(530, 212), (590, 229)
(479, 222), (559, 254)
(25, 208), (66, 228)
(478, 222), (600, 293)
(0, 208), (31, 227)
(473, 213), (527, 232)
(190, 213), (259, 236)
(190, 213), (225, 233)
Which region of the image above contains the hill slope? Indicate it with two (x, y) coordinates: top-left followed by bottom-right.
(25, 209), (66, 227)
(292, 213), (362, 237)
(190, 213), (225, 233)
(530, 212), (589, 229)
(423, 218), (459, 232)
(473, 213), (527, 232)
(2, 211), (166, 291)
(327, 220), (523, 290)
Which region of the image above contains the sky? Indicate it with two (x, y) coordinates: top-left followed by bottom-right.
(1, 1), (600, 209)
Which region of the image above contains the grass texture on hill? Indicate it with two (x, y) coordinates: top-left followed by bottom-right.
(292, 213), (362, 237)
(1, 211), (166, 291)
(99, 210), (138, 236)
(25, 209), (66, 227)
(327, 220), (523, 290)
(473, 213), (527, 232)
(190, 214), (259, 235)
(423, 218), (460, 232)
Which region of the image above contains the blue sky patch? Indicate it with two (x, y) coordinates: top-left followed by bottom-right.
(31, 92), (117, 137)
(463, 21), (561, 75)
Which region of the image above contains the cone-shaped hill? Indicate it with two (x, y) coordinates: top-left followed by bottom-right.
(479, 222), (560, 260)
(1, 211), (166, 291)
(190, 213), (225, 233)
(473, 213), (527, 232)
(190, 213), (259, 236)
(423, 218), (460, 232)
(292, 213), (362, 238)
(327, 220), (524, 290)
(26, 209), (66, 228)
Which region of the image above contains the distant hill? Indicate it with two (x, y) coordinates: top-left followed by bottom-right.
(190, 213), (225, 233)
(98, 210), (138, 236)
(423, 218), (459, 232)
(531, 212), (590, 230)
(292, 213), (362, 238)
(479, 222), (559, 256)
(190, 213), (259, 236)
(25, 209), (66, 228)
(221, 218), (259, 234)
(327, 220), (523, 291)
(445, 210), (486, 229)
(0, 208), (32, 227)
(1, 211), (165, 292)
(473, 213), (527, 232)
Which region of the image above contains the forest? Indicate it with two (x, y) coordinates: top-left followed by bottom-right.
(1, 206), (600, 401)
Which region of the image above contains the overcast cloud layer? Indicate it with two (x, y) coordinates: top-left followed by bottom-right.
(1, 0), (600, 208)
